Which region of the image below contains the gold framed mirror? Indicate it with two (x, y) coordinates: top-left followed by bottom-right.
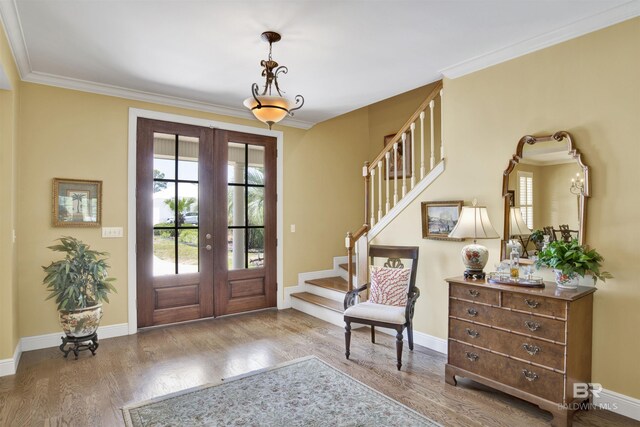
(501, 131), (590, 260)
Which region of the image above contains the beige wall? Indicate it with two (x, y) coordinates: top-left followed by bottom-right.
(373, 17), (640, 398)
(0, 24), (20, 359)
(16, 82), (373, 338)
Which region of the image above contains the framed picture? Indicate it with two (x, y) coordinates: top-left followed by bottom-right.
(52, 178), (102, 227)
(384, 132), (412, 179)
(421, 200), (463, 241)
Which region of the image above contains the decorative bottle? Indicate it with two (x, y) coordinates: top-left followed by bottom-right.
(509, 246), (520, 279)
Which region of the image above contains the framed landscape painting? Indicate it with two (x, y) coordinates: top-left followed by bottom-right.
(52, 178), (102, 227)
(421, 200), (463, 241)
(384, 132), (412, 179)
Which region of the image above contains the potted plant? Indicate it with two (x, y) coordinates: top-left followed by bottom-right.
(535, 239), (612, 289)
(42, 236), (116, 337)
(530, 229), (545, 252)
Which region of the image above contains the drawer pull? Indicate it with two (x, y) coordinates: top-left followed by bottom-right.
(465, 352), (479, 362)
(468, 289), (480, 297)
(524, 298), (540, 308)
(465, 328), (480, 338)
(522, 343), (541, 355)
(522, 369), (539, 382)
(467, 308), (478, 317)
(524, 320), (541, 331)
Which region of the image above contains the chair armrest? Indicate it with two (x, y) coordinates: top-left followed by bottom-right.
(343, 284), (368, 310)
(405, 287), (420, 322)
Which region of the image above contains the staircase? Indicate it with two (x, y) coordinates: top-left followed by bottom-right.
(291, 81), (446, 324)
(290, 259), (356, 327)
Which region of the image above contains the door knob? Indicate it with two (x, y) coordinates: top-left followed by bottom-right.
(206, 233), (212, 239)
(205, 245), (212, 251)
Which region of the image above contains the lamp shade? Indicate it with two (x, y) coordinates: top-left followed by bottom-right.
(448, 206), (499, 240)
(243, 95), (291, 128)
(509, 207), (532, 236)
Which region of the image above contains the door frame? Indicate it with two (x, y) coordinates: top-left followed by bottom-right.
(127, 108), (284, 334)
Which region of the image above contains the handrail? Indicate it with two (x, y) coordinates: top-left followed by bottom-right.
(368, 81), (443, 172)
(345, 80), (444, 292)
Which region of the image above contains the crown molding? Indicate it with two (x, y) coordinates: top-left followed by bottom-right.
(441, 1), (640, 79)
(22, 71), (314, 129)
(0, 0), (31, 76)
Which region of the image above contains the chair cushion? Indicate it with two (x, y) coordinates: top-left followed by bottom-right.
(344, 302), (406, 324)
(369, 265), (411, 306)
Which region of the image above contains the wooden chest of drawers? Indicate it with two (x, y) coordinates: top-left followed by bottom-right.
(445, 277), (596, 427)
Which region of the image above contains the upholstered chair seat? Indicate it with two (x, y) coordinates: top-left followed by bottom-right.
(343, 302), (406, 324)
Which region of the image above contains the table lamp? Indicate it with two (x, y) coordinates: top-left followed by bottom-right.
(448, 201), (500, 279)
(508, 207), (532, 256)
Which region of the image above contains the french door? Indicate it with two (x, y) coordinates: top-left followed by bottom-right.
(136, 119), (277, 327)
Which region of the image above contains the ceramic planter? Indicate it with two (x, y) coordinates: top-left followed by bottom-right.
(554, 270), (579, 289)
(59, 304), (103, 337)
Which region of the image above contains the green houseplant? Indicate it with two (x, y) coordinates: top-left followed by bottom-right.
(42, 236), (116, 337)
(535, 239), (612, 289)
(529, 229), (545, 251)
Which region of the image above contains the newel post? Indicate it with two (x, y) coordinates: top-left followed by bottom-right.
(346, 231), (354, 292)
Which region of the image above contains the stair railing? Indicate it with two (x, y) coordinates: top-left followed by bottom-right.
(345, 81), (444, 291)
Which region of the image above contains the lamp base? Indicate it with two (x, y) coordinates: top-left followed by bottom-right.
(464, 270), (486, 280)
(460, 243), (490, 281)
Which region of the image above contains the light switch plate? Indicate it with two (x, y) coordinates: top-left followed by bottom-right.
(290, 224), (296, 233)
(102, 227), (124, 238)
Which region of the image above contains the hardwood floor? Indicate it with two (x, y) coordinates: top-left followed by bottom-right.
(0, 309), (635, 426)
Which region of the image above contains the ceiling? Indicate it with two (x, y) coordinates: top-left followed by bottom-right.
(1, 1), (638, 128)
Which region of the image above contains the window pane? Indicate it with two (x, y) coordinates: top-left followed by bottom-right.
(153, 229), (175, 276)
(154, 133), (175, 180)
(228, 143), (246, 184)
(178, 135), (199, 181)
(228, 228), (246, 270)
(177, 230), (199, 274)
(178, 182), (198, 227)
(153, 182), (176, 226)
(247, 145), (265, 185)
(247, 187), (264, 226)
(248, 228), (264, 269)
(228, 185), (245, 227)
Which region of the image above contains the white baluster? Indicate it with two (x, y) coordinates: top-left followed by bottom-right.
(420, 111), (425, 179)
(385, 152), (390, 214)
(429, 99), (435, 170)
(393, 142), (398, 205)
(370, 168), (375, 226)
(440, 89), (444, 160)
(410, 123), (415, 189)
(401, 133), (407, 197)
(377, 161), (383, 221)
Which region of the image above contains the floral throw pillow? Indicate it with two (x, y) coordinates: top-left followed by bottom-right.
(368, 265), (411, 307)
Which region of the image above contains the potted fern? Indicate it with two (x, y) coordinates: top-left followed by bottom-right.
(42, 237), (116, 337)
(535, 239), (612, 289)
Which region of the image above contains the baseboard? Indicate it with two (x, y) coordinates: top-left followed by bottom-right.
(20, 323), (129, 352)
(0, 342), (22, 377)
(593, 388), (640, 421)
(377, 328), (448, 355)
(282, 285), (303, 309)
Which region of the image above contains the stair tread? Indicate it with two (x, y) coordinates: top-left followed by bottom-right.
(338, 262), (356, 272)
(291, 292), (344, 313)
(305, 276), (349, 293)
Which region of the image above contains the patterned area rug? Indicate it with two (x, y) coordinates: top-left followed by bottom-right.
(122, 356), (440, 426)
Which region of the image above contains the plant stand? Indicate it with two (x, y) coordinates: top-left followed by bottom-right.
(59, 333), (99, 359)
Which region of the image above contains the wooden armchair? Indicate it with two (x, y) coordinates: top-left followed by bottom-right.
(343, 245), (419, 370)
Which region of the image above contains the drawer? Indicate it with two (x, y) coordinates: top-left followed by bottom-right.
(450, 283), (499, 305)
(449, 341), (564, 403)
(450, 299), (566, 343)
(503, 292), (566, 318)
(449, 318), (565, 371)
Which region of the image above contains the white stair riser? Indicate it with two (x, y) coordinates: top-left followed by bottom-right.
(291, 298), (364, 329)
(303, 282), (346, 302)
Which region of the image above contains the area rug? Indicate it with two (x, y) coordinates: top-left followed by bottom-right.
(122, 355), (440, 426)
